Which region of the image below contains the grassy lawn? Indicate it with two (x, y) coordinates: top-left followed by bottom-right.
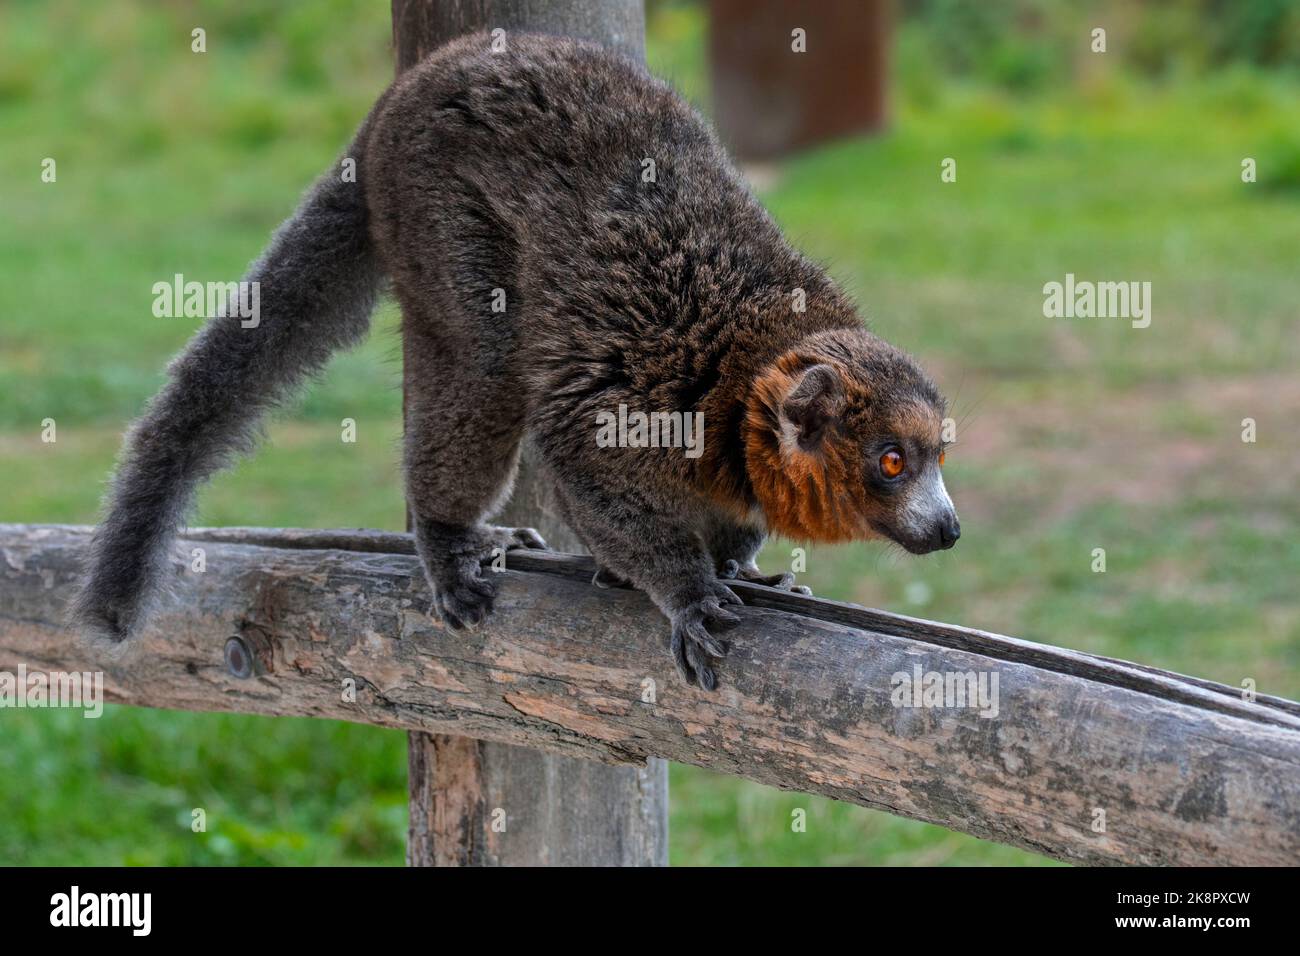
(1, 1), (1296, 865)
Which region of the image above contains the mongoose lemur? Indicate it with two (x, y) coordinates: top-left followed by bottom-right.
(74, 33), (960, 689)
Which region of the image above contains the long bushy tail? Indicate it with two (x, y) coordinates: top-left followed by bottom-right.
(72, 124), (383, 644)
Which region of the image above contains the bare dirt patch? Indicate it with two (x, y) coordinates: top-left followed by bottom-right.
(940, 370), (1300, 527)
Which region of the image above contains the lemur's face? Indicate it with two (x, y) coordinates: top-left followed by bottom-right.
(745, 349), (960, 551)
(854, 397), (960, 554)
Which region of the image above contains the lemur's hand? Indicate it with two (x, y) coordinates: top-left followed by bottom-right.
(666, 581), (743, 690)
(590, 564), (741, 689)
(415, 520), (550, 630)
(719, 559), (813, 597)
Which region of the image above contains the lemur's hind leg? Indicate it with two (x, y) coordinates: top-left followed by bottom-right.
(400, 293), (546, 630)
(705, 514), (813, 596)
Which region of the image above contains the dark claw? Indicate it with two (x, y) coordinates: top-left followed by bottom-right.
(670, 629), (693, 685)
(592, 566), (632, 590)
(700, 600), (739, 632)
(686, 621), (726, 658)
(685, 640), (716, 690)
(713, 583), (744, 606)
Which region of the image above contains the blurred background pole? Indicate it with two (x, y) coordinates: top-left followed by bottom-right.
(391, 0), (667, 867)
(708, 0), (890, 160)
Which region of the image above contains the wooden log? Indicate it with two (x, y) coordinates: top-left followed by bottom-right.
(4, 523), (1299, 866)
(390, 0), (665, 867)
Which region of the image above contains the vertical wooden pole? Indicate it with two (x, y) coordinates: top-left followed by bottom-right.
(392, 0), (668, 867)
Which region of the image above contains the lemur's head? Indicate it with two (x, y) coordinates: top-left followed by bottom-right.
(744, 329), (959, 553)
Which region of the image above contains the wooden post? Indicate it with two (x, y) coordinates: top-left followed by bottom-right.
(390, 0), (667, 866)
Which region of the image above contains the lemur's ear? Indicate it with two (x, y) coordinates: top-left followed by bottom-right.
(780, 363), (844, 451)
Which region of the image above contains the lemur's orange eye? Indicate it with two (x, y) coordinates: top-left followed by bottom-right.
(939, 450), (946, 467)
(880, 449), (905, 479)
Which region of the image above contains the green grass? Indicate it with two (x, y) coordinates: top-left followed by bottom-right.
(1, 1), (1297, 866)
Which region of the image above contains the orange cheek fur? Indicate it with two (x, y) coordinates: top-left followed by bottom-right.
(741, 359), (875, 543)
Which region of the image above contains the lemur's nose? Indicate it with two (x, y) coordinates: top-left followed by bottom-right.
(937, 515), (961, 549)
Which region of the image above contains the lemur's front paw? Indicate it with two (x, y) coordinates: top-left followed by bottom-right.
(416, 521), (548, 631)
(431, 562), (497, 631)
(719, 559), (813, 596)
(668, 582), (743, 691)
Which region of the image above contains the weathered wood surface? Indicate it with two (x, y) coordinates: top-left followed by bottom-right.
(405, 727), (666, 866)
(3, 523), (1299, 865)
